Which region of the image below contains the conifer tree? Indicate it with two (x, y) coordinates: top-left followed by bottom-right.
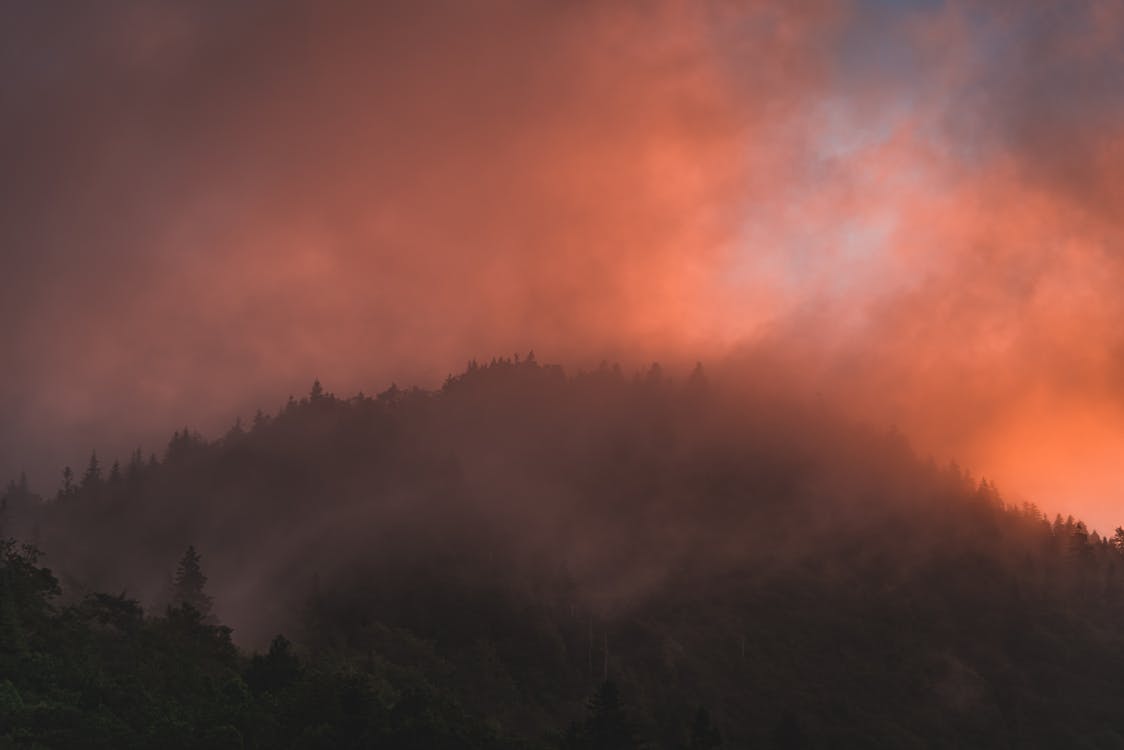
(586, 680), (635, 750)
(81, 451), (102, 490)
(172, 545), (213, 618)
(60, 466), (74, 498)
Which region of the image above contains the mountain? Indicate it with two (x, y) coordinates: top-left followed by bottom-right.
(4, 356), (1124, 748)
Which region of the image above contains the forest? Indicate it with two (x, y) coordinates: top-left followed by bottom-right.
(5, 356), (1124, 748)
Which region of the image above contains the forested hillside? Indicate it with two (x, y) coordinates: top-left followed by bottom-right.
(5, 357), (1124, 748)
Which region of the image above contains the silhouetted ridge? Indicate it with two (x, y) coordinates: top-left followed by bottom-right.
(4, 357), (1124, 746)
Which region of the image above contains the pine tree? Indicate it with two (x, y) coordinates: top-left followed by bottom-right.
(127, 448), (144, 481)
(686, 362), (709, 397)
(1112, 527), (1124, 554)
(1069, 522), (1094, 565)
(586, 680), (635, 750)
(225, 417), (245, 442)
(59, 466), (74, 498)
(246, 635), (301, 694)
(172, 545), (213, 618)
(81, 451), (102, 491)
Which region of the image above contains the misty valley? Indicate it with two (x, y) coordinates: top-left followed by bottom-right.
(4, 357), (1124, 748)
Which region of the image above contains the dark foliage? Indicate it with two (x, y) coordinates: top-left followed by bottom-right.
(172, 545), (213, 619)
(4, 356), (1124, 747)
(0, 541), (521, 748)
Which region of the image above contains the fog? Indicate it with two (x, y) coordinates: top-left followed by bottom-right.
(4, 0), (1124, 530)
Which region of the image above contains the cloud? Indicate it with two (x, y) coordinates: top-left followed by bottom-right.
(726, 0), (1124, 531)
(4, 0), (1124, 531)
(0, 0), (842, 481)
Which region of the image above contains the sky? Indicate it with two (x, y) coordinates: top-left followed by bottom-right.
(3, 0), (1124, 531)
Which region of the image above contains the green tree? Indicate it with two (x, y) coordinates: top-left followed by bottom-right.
(0, 541), (59, 655)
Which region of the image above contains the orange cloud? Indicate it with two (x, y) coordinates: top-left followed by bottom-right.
(4, 0), (1124, 531)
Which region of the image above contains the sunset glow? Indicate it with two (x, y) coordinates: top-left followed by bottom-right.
(3, 0), (1124, 529)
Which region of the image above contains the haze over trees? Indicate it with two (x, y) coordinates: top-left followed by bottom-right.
(172, 545), (213, 619)
(4, 356), (1124, 746)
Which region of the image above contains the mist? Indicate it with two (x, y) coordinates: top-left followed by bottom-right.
(10, 3), (1124, 746)
(0, 358), (970, 643)
(4, 0), (1124, 531)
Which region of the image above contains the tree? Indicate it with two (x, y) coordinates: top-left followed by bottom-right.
(59, 466), (74, 497)
(685, 362), (709, 398)
(1069, 522), (1094, 566)
(166, 428), (204, 464)
(245, 635), (301, 694)
(225, 417), (246, 443)
(172, 545), (213, 619)
(1112, 527), (1124, 554)
(378, 383), (401, 403)
(0, 541), (59, 655)
(81, 451), (102, 491)
(127, 448), (145, 481)
(586, 680), (635, 750)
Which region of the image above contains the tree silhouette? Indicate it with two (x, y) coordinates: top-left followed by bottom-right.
(1069, 521), (1094, 566)
(586, 680), (635, 750)
(245, 635), (301, 694)
(11, 357), (1124, 747)
(108, 460), (122, 485)
(59, 466), (74, 497)
(685, 362), (709, 399)
(81, 451), (102, 491)
(171, 545), (213, 618)
(1112, 527), (1124, 554)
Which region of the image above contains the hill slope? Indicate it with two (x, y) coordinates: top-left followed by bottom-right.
(4, 357), (1124, 747)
